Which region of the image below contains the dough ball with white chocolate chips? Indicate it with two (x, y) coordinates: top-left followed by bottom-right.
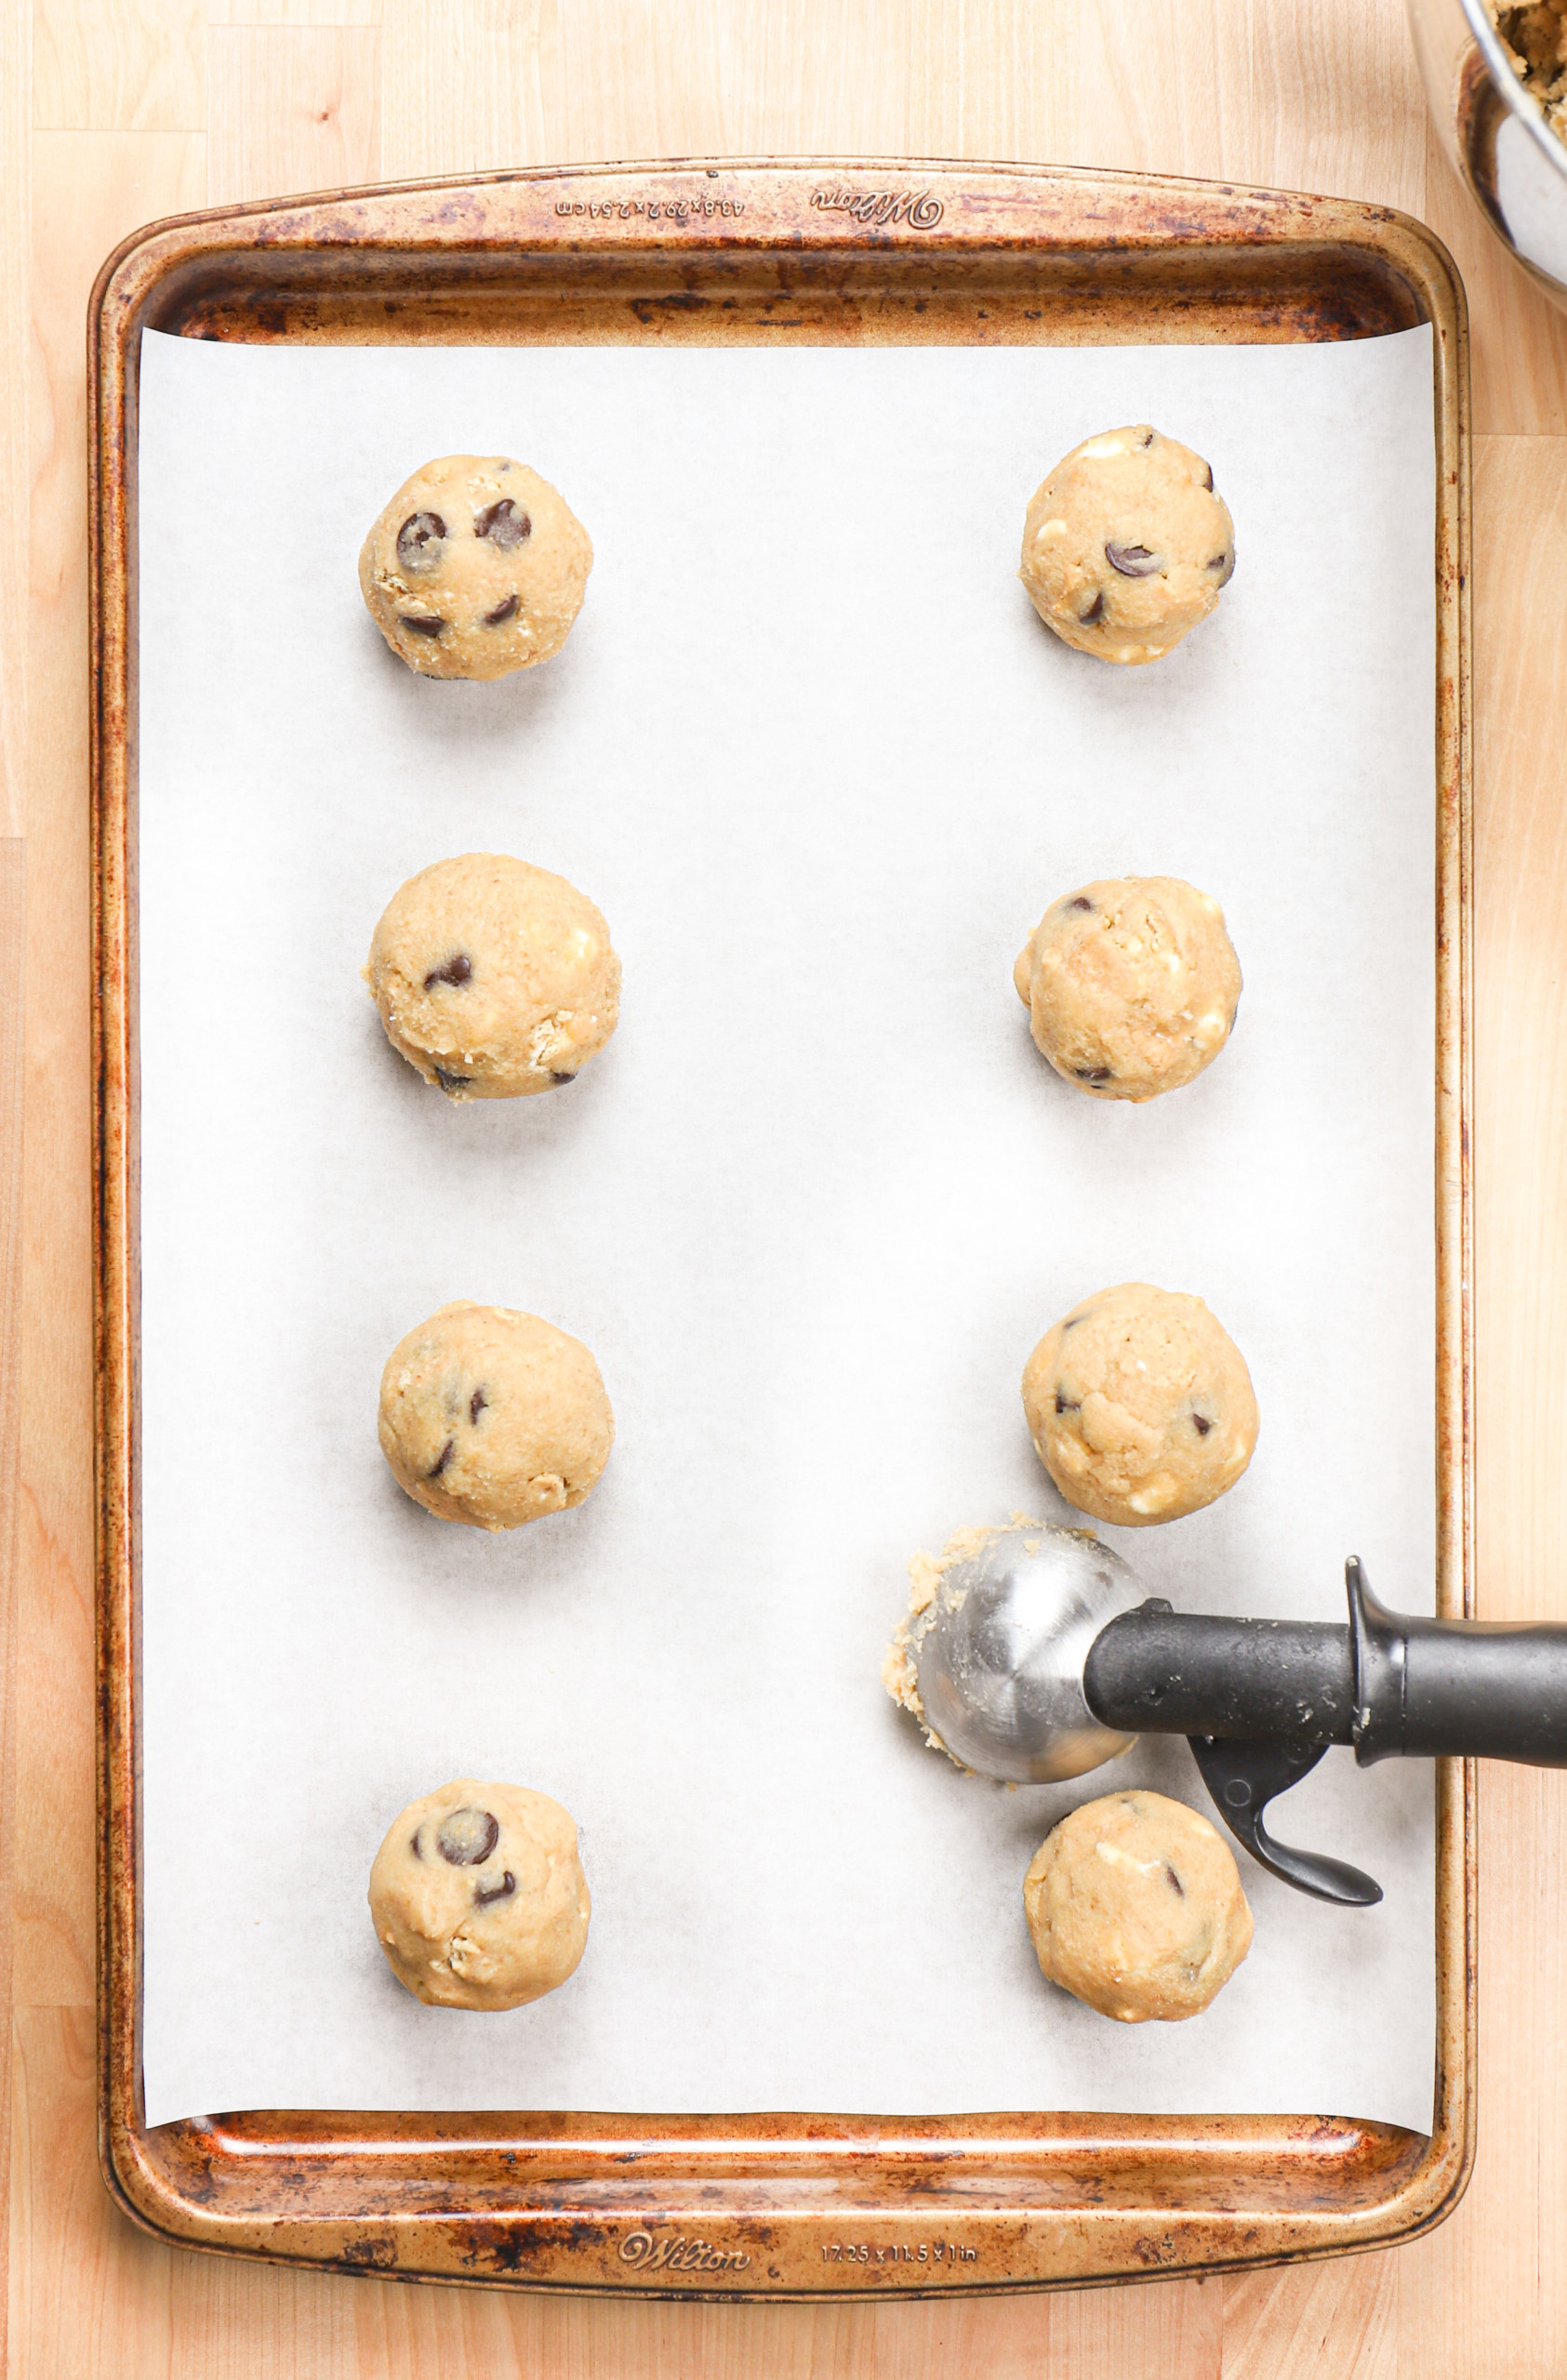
(359, 454), (592, 680)
(1014, 876), (1242, 1102)
(1023, 1789), (1253, 2022)
(1019, 426), (1234, 665)
(378, 1301), (614, 1531)
(365, 853), (620, 1103)
(1022, 1282), (1258, 1527)
(369, 1778), (591, 2010)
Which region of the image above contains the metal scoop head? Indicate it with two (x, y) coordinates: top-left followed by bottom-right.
(910, 1523), (1149, 1783)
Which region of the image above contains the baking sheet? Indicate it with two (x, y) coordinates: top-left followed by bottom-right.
(136, 324), (1438, 2132)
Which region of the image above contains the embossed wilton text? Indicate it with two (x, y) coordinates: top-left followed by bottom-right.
(619, 2230), (751, 2274)
(810, 188), (944, 229)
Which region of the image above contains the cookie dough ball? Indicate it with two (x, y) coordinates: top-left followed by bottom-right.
(1014, 876), (1241, 1102)
(1023, 1282), (1257, 1526)
(359, 455), (592, 679)
(1019, 426), (1234, 665)
(378, 1301), (613, 1530)
(1023, 1789), (1253, 2022)
(369, 1778), (591, 2010)
(365, 853), (620, 1102)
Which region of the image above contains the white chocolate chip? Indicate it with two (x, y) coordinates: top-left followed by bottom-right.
(1096, 1842), (1163, 1875)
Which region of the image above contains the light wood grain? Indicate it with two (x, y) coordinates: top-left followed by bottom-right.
(1, 0), (28, 850)
(206, 25), (378, 205)
(13, 0), (1567, 2368)
(33, 0), (204, 130)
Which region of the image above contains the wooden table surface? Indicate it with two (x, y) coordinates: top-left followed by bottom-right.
(5, 0), (1567, 2370)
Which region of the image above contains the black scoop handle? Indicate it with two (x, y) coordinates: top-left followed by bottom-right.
(1083, 1559), (1567, 1768)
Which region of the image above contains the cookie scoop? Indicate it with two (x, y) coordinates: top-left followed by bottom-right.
(885, 1517), (1567, 1905)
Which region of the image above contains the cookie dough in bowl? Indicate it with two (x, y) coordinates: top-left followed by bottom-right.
(359, 455), (592, 679)
(1022, 1282), (1258, 1527)
(1014, 876), (1241, 1102)
(378, 1301), (614, 1530)
(1019, 426), (1235, 665)
(369, 1778), (591, 2010)
(365, 853), (620, 1102)
(1023, 1788), (1253, 2021)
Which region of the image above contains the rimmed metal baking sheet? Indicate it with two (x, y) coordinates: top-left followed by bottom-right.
(90, 158), (1472, 2297)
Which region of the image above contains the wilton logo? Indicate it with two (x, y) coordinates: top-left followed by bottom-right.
(619, 2229), (750, 2275)
(810, 187), (944, 229)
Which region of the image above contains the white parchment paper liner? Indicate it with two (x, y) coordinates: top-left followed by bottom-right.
(136, 326), (1438, 2129)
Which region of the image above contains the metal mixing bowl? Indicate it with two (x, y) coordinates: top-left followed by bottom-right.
(1408, 0), (1567, 305)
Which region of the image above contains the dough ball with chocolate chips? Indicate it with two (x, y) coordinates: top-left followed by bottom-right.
(1022, 1282), (1257, 1527)
(359, 455), (592, 680)
(1019, 425), (1234, 665)
(369, 1778), (591, 2010)
(1014, 876), (1241, 1102)
(378, 1301), (614, 1531)
(365, 853), (619, 1102)
(1023, 1789), (1253, 2022)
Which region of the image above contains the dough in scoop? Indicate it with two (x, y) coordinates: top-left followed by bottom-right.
(365, 853), (620, 1102)
(1019, 425), (1234, 665)
(378, 1301), (613, 1530)
(359, 454), (591, 679)
(369, 1778), (591, 2010)
(1014, 876), (1241, 1102)
(1023, 1788), (1253, 2021)
(1022, 1282), (1257, 1526)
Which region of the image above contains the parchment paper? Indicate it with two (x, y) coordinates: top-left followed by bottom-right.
(136, 324), (1439, 2130)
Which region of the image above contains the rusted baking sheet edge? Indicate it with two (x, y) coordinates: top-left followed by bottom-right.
(90, 157), (1474, 2298)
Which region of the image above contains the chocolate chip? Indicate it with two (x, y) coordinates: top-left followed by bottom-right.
(409, 1829), (423, 1859)
(1080, 590), (1106, 624)
(423, 954), (472, 990)
(396, 510), (445, 570)
(1069, 896), (1094, 912)
(1055, 1392), (1081, 1415)
(474, 1869), (517, 1909)
(550, 1070), (577, 1084)
(470, 1387), (486, 1426)
(429, 1437), (456, 1477)
(1141, 430), (1155, 447)
(1063, 1314), (1086, 1329)
(1165, 1863), (1185, 1896)
(1073, 1064), (1114, 1083)
(436, 1807), (500, 1867)
(1202, 462), (1214, 492)
(434, 1067), (471, 1094)
(483, 593), (520, 626)
(1105, 542), (1160, 577)
(398, 610), (445, 637)
(474, 498), (531, 550)
(1192, 1413), (1213, 1436)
